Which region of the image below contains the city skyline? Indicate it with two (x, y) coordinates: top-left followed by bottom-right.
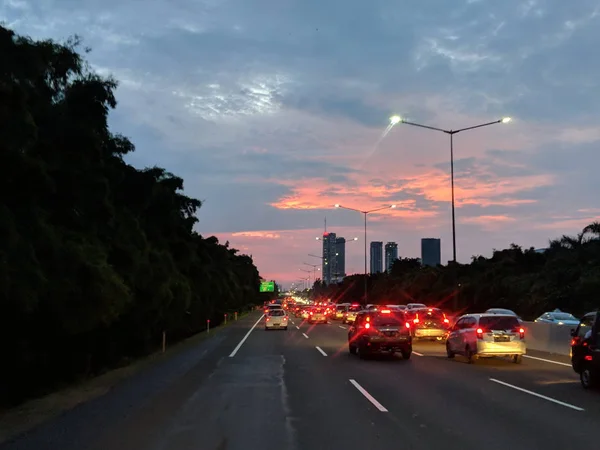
(10, 2), (600, 286)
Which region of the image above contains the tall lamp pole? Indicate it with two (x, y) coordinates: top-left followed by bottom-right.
(389, 115), (511, 262)
(334, 204), (396, 304)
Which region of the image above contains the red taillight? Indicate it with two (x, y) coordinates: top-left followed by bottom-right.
(443, 318), (450, 324)
(476, 328), (484, 339)
(380, 309), (391, 314)
(266, 317), (270, 321)
(405, 322), (411, 329)
(585, 355), (593, 361)
(365, 322), (371, 329)
(518, 328), (525, 339)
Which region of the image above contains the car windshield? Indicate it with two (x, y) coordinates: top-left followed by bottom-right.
(349, 306), (362, 312)
(417, 309), (444, 321)
(373, 312), (405, 327)
(269, 310), (285, 316)
(487, 309), (515, 315)
(479, 316), (520, 330)
(552, 313), (577, 320)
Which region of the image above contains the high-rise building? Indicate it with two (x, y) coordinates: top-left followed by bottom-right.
(321, 232), (338, 285)
(384, 242), (398, 273)
(335, 237), (346, 283)
(370, 241), (383, 274)
(421, 238), (441, 267)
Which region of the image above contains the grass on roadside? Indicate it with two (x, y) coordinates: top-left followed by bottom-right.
(0, 310), (253, 444)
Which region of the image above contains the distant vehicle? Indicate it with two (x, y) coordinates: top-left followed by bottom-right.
(484, 308), (523, 323)
(446, 313), (526, 364)
(308, 307), (328, 324)
(406, 307), (450, 342)
(348, 309), (412, 360)
(386, 304), (406, 311)
(266, 304), (283, 313)
(334, 303), (350, 320)
(535, 309), (579, 326)
(342, 304), (363, 324)
(407, 303), (427, 310)
(265, 309), (289, 330)
(570, 312), (600, 389)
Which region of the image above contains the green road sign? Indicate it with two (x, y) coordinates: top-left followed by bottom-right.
(259, 281), (275, 292)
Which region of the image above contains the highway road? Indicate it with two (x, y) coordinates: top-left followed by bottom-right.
(2, 310), (598, 450)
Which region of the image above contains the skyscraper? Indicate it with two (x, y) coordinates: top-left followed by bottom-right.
(335, 237), (346, 283)
(370, 241), (383, 274)
(421, 238), (441, 267)
(384, 242), (398, 273)
(321, 232), (338, 285)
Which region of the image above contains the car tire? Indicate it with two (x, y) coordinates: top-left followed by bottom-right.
(283, 327), (288, 330)
(357, 345), (368, 360)
(465, 346), (475, 364)
(401, 350), (411, 360)
(580, 367), (596, 389)
(446, 342), (455, 359)
(349, 344), (357, 355)
(512, 354), (523, 364)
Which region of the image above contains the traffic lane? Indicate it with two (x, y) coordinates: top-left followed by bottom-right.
(410, 341), (600, 414)
(343, 348), (596, 449)
(0, 312), (265, 450)
(320, 323), (599, 414)
(284, 329), (479, 448)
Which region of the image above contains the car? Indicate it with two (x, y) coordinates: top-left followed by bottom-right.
(484, 308), (524, 323)
(406, 307), (450, 342)
(334, 303), (350, 320)
(446, 313), (526, 363)
(348, 309), (412, 359)
(536, 309), (579, 326)
(570, 312), (600, 389)
(406, 303), (427, 310)
(342, 304), (362, 324)
(265, 309), (289, 330)
(308, 307), (328, 324)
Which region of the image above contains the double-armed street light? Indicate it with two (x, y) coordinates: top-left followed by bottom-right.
(333, 204), (396, 303)
(389, 115), (511, 263)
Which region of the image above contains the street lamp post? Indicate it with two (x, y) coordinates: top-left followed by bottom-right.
(334, 204), (396, 304)
(389, 115), (511, 262)
(303, 262), (320, 282)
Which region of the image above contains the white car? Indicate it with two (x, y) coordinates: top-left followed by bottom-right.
(265, 309), (289, 330)
(446, 313), (526, 363)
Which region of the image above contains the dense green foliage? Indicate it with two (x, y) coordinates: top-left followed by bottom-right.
(0, 26), (264, 406)
(312, 223), (600, 318)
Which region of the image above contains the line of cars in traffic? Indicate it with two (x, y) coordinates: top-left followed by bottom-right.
(264, 298), (600, 391)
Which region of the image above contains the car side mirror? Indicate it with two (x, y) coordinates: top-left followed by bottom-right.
(570, 329), (577, 337)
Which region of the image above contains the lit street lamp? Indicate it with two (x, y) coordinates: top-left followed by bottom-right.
(389, 115), (511, 262)
(333, 204), (396, 303)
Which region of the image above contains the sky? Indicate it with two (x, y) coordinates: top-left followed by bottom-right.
(3, 0), (600, 288)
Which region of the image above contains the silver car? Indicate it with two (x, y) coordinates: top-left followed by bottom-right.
(446, 313), (526, 363)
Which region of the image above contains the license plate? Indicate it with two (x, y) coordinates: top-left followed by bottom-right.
(494, 336), (509, 342)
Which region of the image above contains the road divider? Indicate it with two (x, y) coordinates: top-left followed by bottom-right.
(349, 379), (388, 412)
(489, 378), (584, 411)
(315, 346), (327, 356)
(228, 314), (264, 358)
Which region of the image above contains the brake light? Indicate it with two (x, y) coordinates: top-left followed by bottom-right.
(266, 317), (270, 322)
(476, 328), (484, 339)
(519, 327), (525, 339)
(413, 313), (419, 324)
(365, 322), (371, 329)
(380, 309), (391, 314)
(366, 316), (370, 322)
(443, 318), (450, 324)
(585, 355), (593, 361)
(405, 322), (411, 329)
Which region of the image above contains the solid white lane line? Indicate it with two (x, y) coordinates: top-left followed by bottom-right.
(302, 333), (309, 339)
(489, 378), (584, 411)
(349, 379), (388, 412)
(523, 355), (571, 367)
(229, 315), (265, 357)
(295, 326), (300, 330)
(338, 325), (346, 330)
(315, 346), (328, 356)
(413, 351), (424, 356)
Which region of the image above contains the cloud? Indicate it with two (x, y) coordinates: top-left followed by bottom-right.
(3, 0), (600, 285)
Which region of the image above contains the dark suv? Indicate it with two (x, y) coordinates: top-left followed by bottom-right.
(570, 311), (600, 389)
(348, 309), (412, 359)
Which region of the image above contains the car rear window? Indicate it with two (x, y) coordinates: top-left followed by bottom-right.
(349, 306), (362, 312)
(373, 312), (405, 327)
(479, 316), (519, 330)
(269, 309), (285, 316)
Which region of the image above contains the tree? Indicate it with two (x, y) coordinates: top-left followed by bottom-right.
(0, 26), (264, 406)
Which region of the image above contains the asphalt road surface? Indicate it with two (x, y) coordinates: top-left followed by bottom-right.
(2, 311), (599, 450)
